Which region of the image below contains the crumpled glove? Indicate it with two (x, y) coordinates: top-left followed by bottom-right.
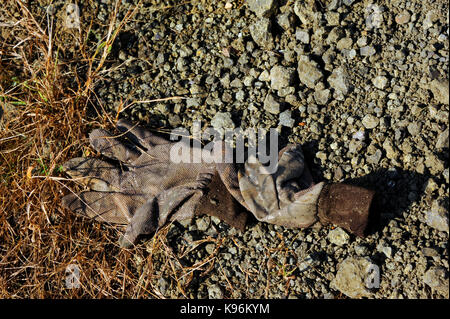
(62, 119), (247, 248)
(238, 144), (375, 237)
(62, 120), (375, 247)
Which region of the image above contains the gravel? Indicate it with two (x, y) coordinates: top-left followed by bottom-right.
(52, 0), (449, 299)
(277, 11), (296, 31)
(395, 11), (411, 25)
(436, 129), (449, 149)
(360, 46), (376, 57)
(313, 83), (330, 105)
(211, 112), (235, 135)
(327, 67), (350, 98)
(207, 284), (224, 299)
(295, 29), (310, 44)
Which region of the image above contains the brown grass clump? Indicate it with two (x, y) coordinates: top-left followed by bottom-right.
(0, 0), (231, 299)
(0, 0), (180, 298)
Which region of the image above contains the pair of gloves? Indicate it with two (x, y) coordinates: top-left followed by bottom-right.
(62, 120), (375, 248)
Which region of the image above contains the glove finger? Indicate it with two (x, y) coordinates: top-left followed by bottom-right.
(258, 174), (279, 212)
(117, 119), (170, 149)
(262, 198), (319, 228)
(63, 157), (122, 191)
(244, 157), (261, 186)
(238, 170), (269, 220)
(245, 158), (279, 212)
(158, 186), (200, 223)
(267, 182), (325, 228)
(276, 144), (305, 182)
(89, 128), (141, 164)
(275, 144), (305, 205)
(119, 187), (200, 248)
(119, 198), (158, 248)
(62, 191), (144, 224)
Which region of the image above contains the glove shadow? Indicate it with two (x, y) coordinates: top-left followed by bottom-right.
(342, 168), (428, 236)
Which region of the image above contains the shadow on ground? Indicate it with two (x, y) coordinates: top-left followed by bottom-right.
(343, 168), (429, 237)
(298, 137), (431, 237)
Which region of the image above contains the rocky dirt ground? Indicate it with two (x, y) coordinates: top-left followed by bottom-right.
(2, 0), (449, 298)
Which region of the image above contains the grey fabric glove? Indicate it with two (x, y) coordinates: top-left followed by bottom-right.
(62, 120), (374, 247)
(62, 120), (247, 248)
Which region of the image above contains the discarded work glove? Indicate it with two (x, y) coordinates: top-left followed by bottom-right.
(62, 119), (247, 248)
(62, 120), (375, 247)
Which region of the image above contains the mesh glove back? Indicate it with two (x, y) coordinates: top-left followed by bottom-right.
(62, 120), (246, 247)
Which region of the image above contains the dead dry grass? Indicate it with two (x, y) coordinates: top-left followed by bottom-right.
(0, 0), (210, 298)
(0, 0), (294, 299)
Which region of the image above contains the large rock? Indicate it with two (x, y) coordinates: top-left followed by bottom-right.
(395, 11), (411, 24)
(208, 284), (224, 299)
(436, 129), (449, 149)
(424, 154), (445, 175)
(279, 110), (295, 127)
(327, 228), (350, 246)
(330, 257), (377, 298)
(294, 1), (318, 26)
(264, 93), (282, 114)
(372, 75), (388, 89)
(429, 79), (449, 104)
(360, 46), (376, 57)
(407, 122), (422, 136)
(211, 112), (235, 135)
(425, 201), (449, 233)
(276, 11), (296, 30)
(270, 66), (296, 90)
(362, 114), (379, 129)
(295, 29), (310, 44)
(423, 10), (438, 30)
(246, 0), (278, 18)
(423, 267), (449, 298)
(366, 149), (382, 165)
(383, 138), (397, 160)
(298, 55), (323, 89)
(249, 18), (274, 49)
(314, 83), (330, 105)
(328, 67), (351, 98)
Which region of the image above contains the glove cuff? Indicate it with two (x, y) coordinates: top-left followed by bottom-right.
(317, 183), (375, 237)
